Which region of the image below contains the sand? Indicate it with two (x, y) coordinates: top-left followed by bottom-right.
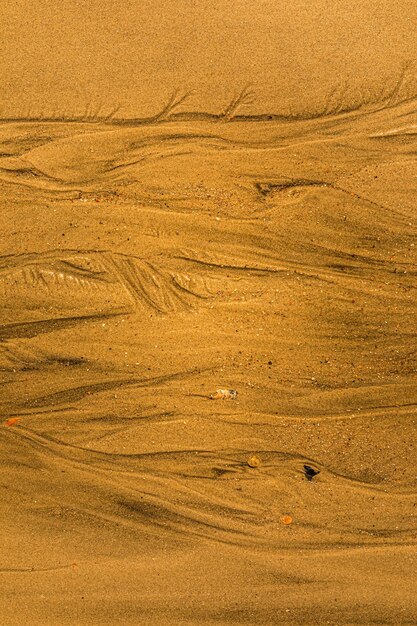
(1, 2), (417, 624)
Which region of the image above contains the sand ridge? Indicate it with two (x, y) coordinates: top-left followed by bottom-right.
(1, 2), (417, 624)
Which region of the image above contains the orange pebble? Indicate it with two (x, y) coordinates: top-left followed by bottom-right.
(5, 417), (20, 427)
(281, 515), (293, 525)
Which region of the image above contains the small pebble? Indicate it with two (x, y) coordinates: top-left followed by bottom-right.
(4, 418), (20, 427)
(247, 455), (261, 468)
(210, 389), (238, 400)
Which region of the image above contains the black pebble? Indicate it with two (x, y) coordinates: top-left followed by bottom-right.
(304, 465), (320, 481)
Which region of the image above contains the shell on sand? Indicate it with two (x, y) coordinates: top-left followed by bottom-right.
(209, 389), (238, 400)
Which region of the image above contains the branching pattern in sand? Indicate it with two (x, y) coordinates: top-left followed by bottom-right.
(1, 97), (416, 625)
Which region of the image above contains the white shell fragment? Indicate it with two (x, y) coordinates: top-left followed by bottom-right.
(210, 389), (238, 400)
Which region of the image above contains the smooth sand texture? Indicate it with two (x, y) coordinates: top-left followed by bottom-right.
(1, 2), (417, 625)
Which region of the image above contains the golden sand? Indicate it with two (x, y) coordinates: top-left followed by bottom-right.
(1, 2), (416, 624)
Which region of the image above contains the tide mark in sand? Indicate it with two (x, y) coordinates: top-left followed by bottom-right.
(2, 73), (416, 125)
(254, 176), (407, 225)
(0, 344), (87, 371)
(255, 179), (329, 197)
(16, 366), (209, 410)
(0, 564), (78, 573)
(0, 250), (214, 319)
(19, 377), (145, 409)
(0, 312), (124, 342)
(101, 253), (212, 313)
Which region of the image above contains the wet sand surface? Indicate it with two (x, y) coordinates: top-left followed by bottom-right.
(1, 2), (417, 625)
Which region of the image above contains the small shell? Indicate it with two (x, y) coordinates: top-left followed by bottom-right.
(4, 417), (20, 427)
(210, 389), (238, 400)
(247, 455), (261, 468)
